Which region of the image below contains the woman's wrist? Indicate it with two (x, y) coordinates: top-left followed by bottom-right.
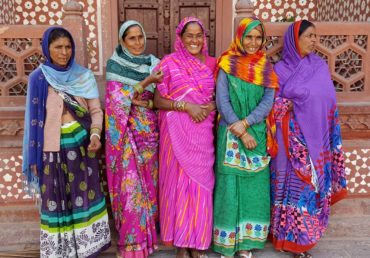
(90, 133), (101, 140)
(171, 100), (187, 112)
(242, 118), (249, 129)
(147, 99), (154, 109)
(133, 83), (144, 94)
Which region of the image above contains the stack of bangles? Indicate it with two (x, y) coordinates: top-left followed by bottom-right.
(171, 100), (186, 111)
(90, 128), (101, 140)
(241, 118), (249, 129)
(239, 119), (249, 139)
(133, 83), (144, 94)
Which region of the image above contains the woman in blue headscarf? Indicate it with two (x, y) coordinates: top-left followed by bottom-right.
(22, 27), (111, 257)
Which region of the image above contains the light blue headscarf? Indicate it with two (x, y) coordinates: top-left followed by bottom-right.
(40, 63), (99, 99)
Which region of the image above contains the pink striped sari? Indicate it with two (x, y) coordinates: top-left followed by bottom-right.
(154, 17), (216, 250)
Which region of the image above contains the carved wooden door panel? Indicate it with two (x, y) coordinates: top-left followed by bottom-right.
(118, 0), (216, 58)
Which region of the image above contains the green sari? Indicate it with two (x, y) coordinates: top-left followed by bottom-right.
(213, 74), (271, 256)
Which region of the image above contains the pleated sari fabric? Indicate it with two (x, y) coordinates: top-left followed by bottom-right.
(154, 17), (216, 250)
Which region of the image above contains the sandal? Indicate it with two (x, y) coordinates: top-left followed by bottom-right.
(293, 252), (312, 258)
(238, 251), (254, 258)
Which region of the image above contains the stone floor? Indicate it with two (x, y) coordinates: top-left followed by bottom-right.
(1, 199), (370, 258)
(2, 239), (370, 258)
(97, 239), (370, 258)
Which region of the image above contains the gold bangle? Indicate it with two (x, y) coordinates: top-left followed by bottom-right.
(90, 127), (101, 135)
(133, 83), (144, 94)
(239, 131), (248, 138)
(175, 101), (181, 111)
(176, 101), (186, 112)
(147, 99), (154, 109)
(242, 119), (249, 129)
(171, 101), (175, 110)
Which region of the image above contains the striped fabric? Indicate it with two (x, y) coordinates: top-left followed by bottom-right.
(159, 119), (213, 250)
(40, 121), (111, 257)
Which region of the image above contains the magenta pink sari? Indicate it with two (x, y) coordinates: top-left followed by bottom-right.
(105, 81), (158, 258)
(154, 17), (216, 250)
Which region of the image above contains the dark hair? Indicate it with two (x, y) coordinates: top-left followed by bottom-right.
(121, 24), (141, 40)
(299, 20), (315, 37)
(48, 28), (73, 46)
(180, 21), (203, 36)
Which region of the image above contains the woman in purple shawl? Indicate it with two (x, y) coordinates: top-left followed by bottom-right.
(270, 20), (347, 258)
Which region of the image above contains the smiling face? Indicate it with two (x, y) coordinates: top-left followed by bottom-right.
(298, 26), (316, 57)
(49, 37), (72, 68)
(242, 27), (263, 55)
(181, 22), (204, 57)
(121, 25), (145, 56)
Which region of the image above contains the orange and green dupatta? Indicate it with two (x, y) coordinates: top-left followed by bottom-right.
(216, 17), (279, 157)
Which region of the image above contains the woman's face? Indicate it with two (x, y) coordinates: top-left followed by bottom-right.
(298, 26), (316, 57)
(181, 22), (204, 57)
(242, 27), (263, 55)
(49, 37), (72, 68)
(122, 25), (145, 56)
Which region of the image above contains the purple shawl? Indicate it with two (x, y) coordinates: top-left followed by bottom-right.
(273, 22), (347, 202)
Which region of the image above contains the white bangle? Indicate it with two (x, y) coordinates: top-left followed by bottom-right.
(90, 133), (100, 140)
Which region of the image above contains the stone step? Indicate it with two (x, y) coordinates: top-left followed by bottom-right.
(0, 222), (40, 252)
(0, 198), (369, 253)
(0, 203), (39, 223)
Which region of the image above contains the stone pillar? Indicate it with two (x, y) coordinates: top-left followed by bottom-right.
(62, 0), (88, 66)
(234, 0), (255, 31)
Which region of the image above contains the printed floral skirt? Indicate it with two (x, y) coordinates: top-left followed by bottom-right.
(40, 121), (111, 257)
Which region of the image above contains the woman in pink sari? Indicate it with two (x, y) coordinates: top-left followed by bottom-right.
(105, 20), (163, 258)
(153, 17), (217, 258)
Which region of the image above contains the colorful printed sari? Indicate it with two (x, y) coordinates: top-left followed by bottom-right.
(270, 21), (347, 253)
(154, 17), (216, 250)
(40, 92), (111, 257)
(213, 17), (278, 256)
(105, 20), (159, 258)
(23, 27), (110, 258)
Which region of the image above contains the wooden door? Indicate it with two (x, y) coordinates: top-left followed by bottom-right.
(118, 0), (216, 58)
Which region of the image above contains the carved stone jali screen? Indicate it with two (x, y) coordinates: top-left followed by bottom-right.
(118, 0), (216, 58)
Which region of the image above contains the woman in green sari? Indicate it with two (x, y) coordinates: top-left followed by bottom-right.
(213, 17), (279, 258)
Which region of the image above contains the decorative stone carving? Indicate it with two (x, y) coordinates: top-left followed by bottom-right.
(0, 120), (23, 136)
(62, 0), (87, 67)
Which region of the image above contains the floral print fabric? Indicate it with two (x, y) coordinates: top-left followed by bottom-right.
(105, 80), (159, 257)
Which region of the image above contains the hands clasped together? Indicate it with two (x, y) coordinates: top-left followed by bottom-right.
(228, 119), (257, 150)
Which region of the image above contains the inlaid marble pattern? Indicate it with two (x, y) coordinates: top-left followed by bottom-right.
(0, 0), (16, 24)
(253, 0), (316, 22)
(317, 0), (370, 22)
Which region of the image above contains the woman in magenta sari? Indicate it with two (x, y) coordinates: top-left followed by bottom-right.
(153, 17), (217, 258)
(270, 20), (347, 258)
(105, 20), (163, 258)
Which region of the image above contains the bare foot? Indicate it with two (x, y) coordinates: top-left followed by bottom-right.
(177, 248), (191, 258)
